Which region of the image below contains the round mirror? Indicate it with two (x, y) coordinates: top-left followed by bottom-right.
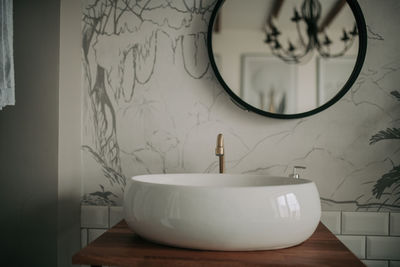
(208, 0), (367, 119)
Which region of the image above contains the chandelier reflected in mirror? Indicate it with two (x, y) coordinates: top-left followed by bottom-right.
(264, 0), (358, 63)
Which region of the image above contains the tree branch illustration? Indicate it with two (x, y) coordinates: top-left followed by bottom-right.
(83, 0), (126, 190)
(81, 0), (218, 201)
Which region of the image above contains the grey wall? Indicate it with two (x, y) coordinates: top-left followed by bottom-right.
(0, 0), (60, 266)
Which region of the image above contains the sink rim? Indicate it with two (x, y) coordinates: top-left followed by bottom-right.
(129, 173), (313, 189)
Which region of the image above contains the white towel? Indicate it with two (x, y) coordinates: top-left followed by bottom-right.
(0, 0), (14, 110)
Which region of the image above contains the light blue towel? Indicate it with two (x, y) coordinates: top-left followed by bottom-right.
(0, 0), (14, 110)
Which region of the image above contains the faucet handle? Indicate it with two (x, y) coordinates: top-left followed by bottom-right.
(215, 134), (225, 173)
(215, 133), (224, 156)
(289, 165), (306, 179)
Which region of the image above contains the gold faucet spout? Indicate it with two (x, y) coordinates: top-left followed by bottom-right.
(215, 133), (224, 173)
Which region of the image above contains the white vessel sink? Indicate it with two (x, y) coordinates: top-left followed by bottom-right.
(123, 174), (321, 251)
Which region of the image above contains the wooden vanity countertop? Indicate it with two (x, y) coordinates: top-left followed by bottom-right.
(72, 220), (364, 267)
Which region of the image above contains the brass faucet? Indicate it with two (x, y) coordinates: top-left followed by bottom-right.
(215, 133), (224, 173)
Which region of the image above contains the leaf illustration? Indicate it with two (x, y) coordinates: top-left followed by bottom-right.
(369, 128), (400, 145)
(89, 184), (118, 200)
(82, 145), (126, 189)
(391, 90), (400, 101)
(372, 165), (400, 199)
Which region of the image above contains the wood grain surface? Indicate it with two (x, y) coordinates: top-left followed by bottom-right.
(72, 220), (364, 267)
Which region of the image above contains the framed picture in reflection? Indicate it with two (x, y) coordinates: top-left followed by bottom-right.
(317, 56), (356, 105)
(241, 55), (297, 114)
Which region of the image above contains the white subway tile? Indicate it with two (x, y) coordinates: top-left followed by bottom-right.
(367, 236), (400, 260)
(81, 205), (109, 228)
(361, 260), (388, 267)
(390, 213), (400, 236)
(88, 229), (107, 243)
(321, 211), (341, 234)
(337, 235), (366, 259)
(390, 261), (400, 267)
(110, 206), (124, 227)
(342, 212), (389, 235)
(81, 229), (88, 248)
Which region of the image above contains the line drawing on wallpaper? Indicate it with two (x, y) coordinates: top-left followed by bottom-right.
(321, 90), (400, 211)
(81, 0), (216, 205)
(368, 91), (400, 207)
(321, 197), (400, 211)
(366, 25), (384, 41)
(80, 0), (400, 211)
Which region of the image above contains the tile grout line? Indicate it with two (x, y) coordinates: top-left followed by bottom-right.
(108, 205), (111, 229)
(86, 228), (89, 248)
(365, 234), (367, 260)
(82, 226), (109, 230)
(388, 211), (391, 236)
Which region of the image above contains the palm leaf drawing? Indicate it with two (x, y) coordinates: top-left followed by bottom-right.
(390, 90), (400, 101)
(369, 90), (400, 205)
(369, 128), (400, 144)
(372, 165), (400, 199)
(89, 184), (118, 205)
(82, 184), (118, 206)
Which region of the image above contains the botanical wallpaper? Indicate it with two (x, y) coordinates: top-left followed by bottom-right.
(81, 0), (400, 211)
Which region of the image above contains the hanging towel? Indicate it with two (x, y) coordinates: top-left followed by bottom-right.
(0, 0), (14, 110)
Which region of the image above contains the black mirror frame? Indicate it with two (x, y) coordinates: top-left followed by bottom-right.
(207, 0), (367, 119)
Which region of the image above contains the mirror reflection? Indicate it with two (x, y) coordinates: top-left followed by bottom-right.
(211, 0), (359, 115)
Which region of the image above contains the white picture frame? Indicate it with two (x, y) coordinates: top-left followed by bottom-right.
(317, 56), (356, 105)
(241, 54), (297, 113)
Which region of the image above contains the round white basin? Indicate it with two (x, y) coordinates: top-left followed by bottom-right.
(123, 173), (321, 251)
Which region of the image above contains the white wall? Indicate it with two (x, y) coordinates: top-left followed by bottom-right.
(80, 0), (400, 213)
(58, 0), (82, 266)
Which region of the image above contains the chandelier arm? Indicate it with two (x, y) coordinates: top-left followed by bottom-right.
(318, 45), (330, 58)
(273, 51), (300, 63)
(265, 0), (358, 63)
(268, 40), (312, 63)
(317, 34), (356, 58)
(268, 44), (298, 63)
(315, 36), (330, 57)
(271, 27), (314, 58)
(296, 21), (308, 48)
